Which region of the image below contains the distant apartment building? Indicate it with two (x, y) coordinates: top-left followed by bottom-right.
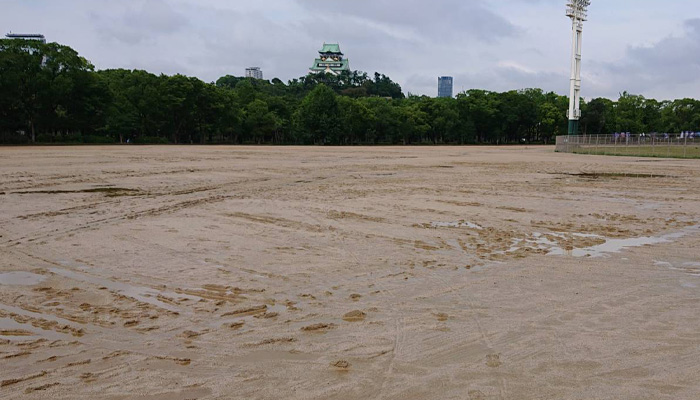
(438, 76), (453, 98)
(5, 33), (47, 43)
(5, 33), (48, 66)
(245, 67), (263, 80)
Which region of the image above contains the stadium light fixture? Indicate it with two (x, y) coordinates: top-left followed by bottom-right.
(566, 0), (591, 135)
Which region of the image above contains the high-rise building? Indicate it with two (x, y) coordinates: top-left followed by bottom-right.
(309, 43), (350, 75)
(5, 33), (46, 43)
(438, 76), (453, 98)
(245, 67), (263, 80)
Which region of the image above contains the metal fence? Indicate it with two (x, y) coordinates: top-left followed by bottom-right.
(555, 134), (700, 159)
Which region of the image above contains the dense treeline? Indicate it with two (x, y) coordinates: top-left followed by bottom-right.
(2, 39), (700, 145)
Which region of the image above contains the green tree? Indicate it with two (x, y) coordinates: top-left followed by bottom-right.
(0, 39), (101, 142)
(338, 96), (376, 144)
(245, 99), (279, 144)
(456, 90), (499, 143)
(294, 84), (340, 144)
(615, 92), (645, 133)
(581, 98), (614, 135)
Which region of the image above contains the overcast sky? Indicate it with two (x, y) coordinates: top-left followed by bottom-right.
(2, 0), (700, 99)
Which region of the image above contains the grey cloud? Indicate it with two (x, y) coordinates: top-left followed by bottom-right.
(405, 74), (438, 96)
(151, 3), (327, 83)
(297, 0), (520, 42)
(592, 18), (700, 98)
(94, 0), (189, 45)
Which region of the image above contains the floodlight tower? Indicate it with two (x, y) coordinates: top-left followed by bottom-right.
(566, 0), (590, 135)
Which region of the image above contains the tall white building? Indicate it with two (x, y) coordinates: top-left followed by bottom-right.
(5, 33), (46, 43)
(245, 67), (263, 80)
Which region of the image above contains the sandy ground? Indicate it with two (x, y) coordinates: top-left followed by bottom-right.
(1, 146), (699, 400)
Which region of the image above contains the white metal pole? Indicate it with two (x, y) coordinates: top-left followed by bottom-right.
(568, 18), (578, 135)
(566, 1), (590, 135)
(574, 25), (583, 116)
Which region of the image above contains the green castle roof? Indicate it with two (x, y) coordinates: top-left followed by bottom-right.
(310, 58), (350, 73)
(320, 43), (342, 54)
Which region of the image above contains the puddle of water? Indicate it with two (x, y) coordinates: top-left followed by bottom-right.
(49, 268), (198, 313)
(0, 317), (67, 341)
(651, 260), (700, 290)
(505, 239), (523, 253)
(654, 261), (673, 267)
(507, 234), (559, 253)
(549, 225), (699, 258)
(430, 221), (483, 230)
(654, 260), (700, 278)
(572, 233), (605, 239)
(0, 303), (79, 327)
(57, 260), (91, 271)
(532, 236), (560, 249)
(0, 271), (47, 286)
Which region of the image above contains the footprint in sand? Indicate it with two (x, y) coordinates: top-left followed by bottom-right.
(331, 360), (351, 371)
(180, 330), (203, 339)
(301, 323), (336, 332)
(343, 310), (366, 322)
(486, 354), (502, 368)
(221, 305), (267, 317)
(24, 382), (60, 394)
(254, 312), (279, 319)
(228, 322), (245, 330)
(0, 329), (33, 336)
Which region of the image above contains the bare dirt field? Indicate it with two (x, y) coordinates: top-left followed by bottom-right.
(1, 146), (699, 400)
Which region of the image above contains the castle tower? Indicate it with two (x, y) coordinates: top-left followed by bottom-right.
(309, 43), (350, 75)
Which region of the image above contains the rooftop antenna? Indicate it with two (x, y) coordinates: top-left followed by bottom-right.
(566, 0), (591, 135)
